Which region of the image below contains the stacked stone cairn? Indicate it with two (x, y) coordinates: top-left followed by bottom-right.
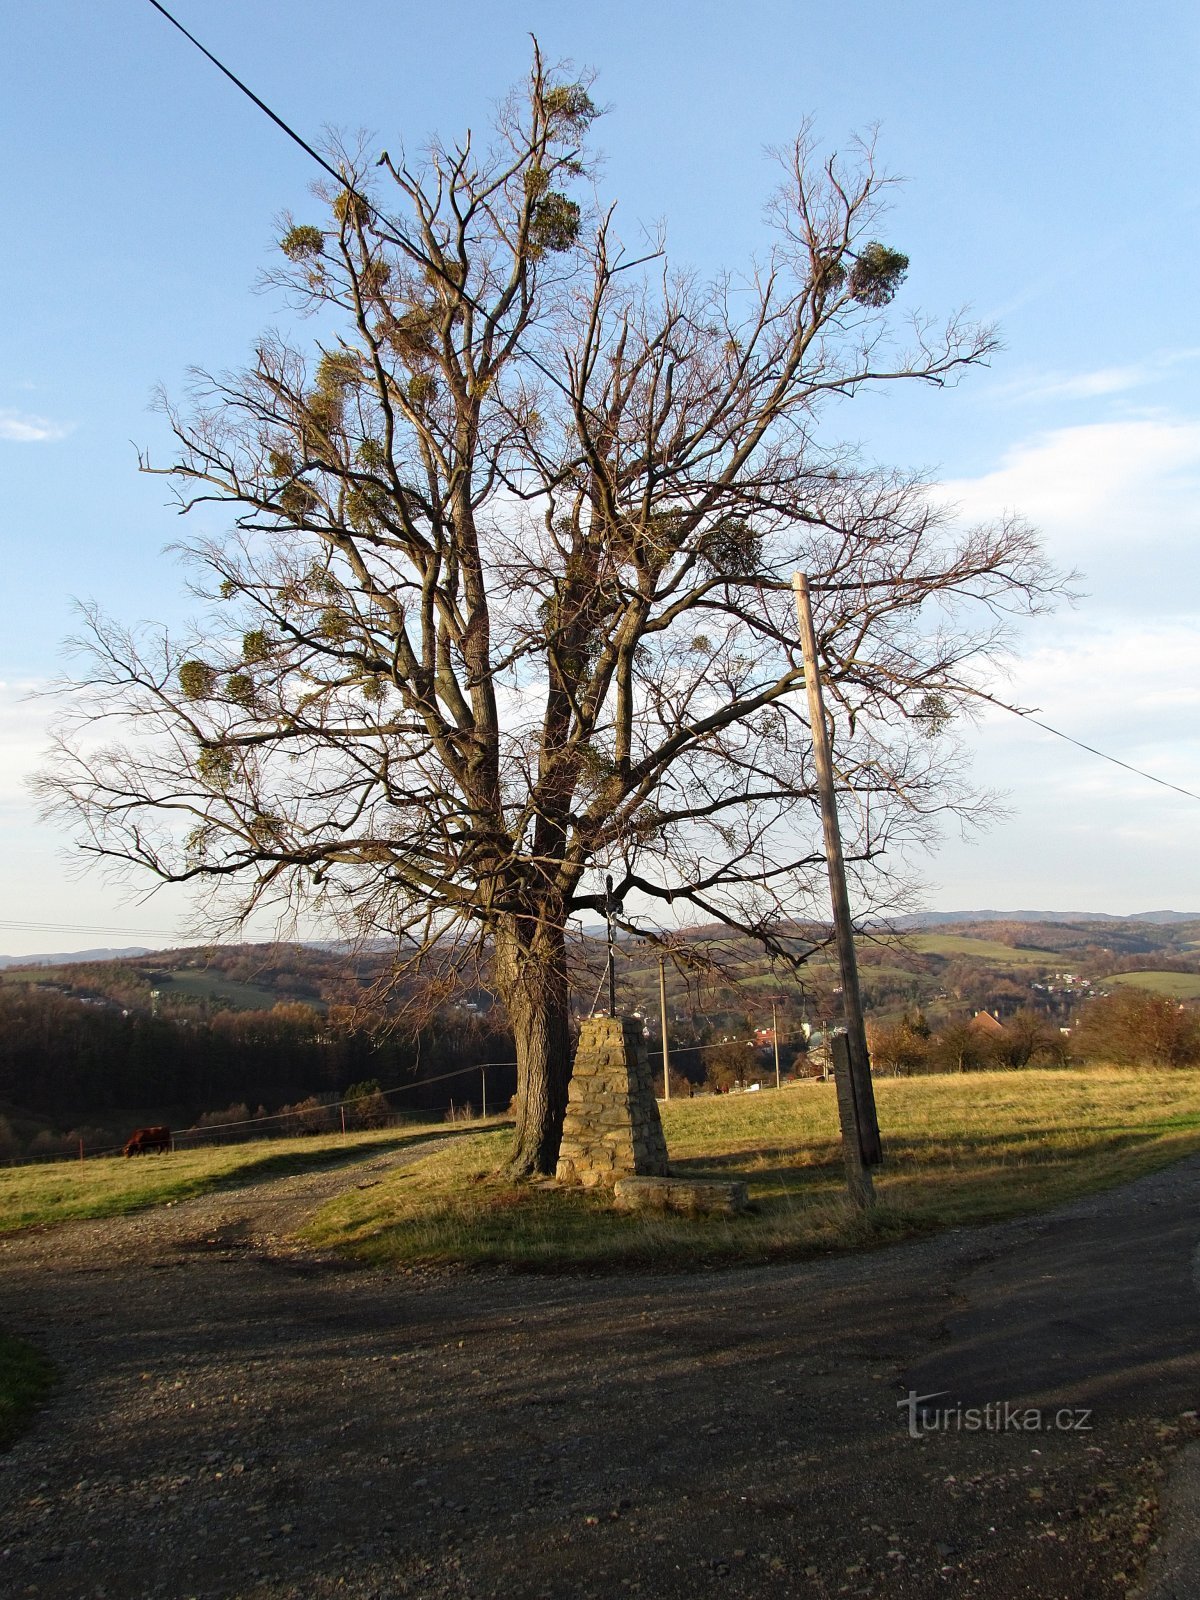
(555, 1015), (668, 1187)
(556, 1015), (748, 1215)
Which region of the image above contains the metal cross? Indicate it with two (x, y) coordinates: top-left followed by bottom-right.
(603, 873), (622, 1017)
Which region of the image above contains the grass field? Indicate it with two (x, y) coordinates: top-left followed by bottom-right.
(0, 1126), (442, 1234)
(156, 969), (291, 1010)
(907, 933), (1061, 965)
(1106, 971), (1200, 999)
(0, 965), (289, 1012)
(0, 1333), (55, 1450)
(5, 1070), (1199, 1274)
(301, 1068), (1200, 1271)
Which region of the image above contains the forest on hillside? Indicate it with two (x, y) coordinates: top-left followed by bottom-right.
(2, 917), (1198, 1157)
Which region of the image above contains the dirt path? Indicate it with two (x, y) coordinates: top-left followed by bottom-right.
(1, 1143), (1198, 1600)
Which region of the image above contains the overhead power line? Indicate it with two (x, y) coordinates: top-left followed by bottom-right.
(144, 1), (482, 303)
(139, 7), (1200, 820)
(142, 1), (662, 409)
(873, 639), (1200, 805)
(998, 704), (1200, 800)
(0, 918), (181, 939)
(992, 700), (1200, 804)
(146, 2), (364, 199)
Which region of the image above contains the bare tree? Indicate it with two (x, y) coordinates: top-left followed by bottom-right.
(38, 51), (1064, 1173)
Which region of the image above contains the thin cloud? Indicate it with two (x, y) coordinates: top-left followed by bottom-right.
(0, 681), (53, 808)
(939, 417), (1200, 562)
(991, 347), (1200, 406)
(0, 409), (72, 443)
(1032, 364), (1156, 400)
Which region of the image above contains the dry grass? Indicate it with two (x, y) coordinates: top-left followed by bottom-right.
(5, 1070), (1198, 1274)
(0, 1126), (431, 1234)
(1106, 970), (1200, 999)
(301, 1067), (1200, 1272)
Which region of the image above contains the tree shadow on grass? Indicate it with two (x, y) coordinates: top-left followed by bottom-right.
(202, 1122), (513, 1197)
(666, 1126), (1200, 1216)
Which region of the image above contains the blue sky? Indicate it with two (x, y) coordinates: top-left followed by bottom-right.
(2, 1), (1198, 954)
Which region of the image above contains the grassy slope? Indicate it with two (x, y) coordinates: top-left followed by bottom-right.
(6, 1069), (1199, 1272)
(157, 969), (285, 1010)
(907, 933), (1061, 965)
(301, 1068), (1200, 1271)
(1107, 971), (1200, 999)
(0, 1333), (55, 1450)
(0, 965), (301, 1012)
(0, 1127), (442, 1233)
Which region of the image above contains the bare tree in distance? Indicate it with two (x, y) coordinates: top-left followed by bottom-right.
(38, 49), (1067, 1174)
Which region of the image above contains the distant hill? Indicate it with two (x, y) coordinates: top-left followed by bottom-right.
(0, 947), (155, 968)
(3, 913), (1199, 1141)
(894, 910), (1200, 928)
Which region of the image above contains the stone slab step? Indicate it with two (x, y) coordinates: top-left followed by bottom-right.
(611, 1174), (750, 1217)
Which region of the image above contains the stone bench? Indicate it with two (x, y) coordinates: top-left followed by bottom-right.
(611, 1174), (750, 1217)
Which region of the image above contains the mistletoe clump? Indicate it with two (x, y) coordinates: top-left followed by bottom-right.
(542, 83), (598, 130)
(280, 224), (323, 261)
(848, 242), (909, 307)
(178, 660), (215, 701)
(529, 191), (581, 255)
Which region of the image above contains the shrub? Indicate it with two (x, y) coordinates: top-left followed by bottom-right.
(666, 1068), (694, 1099)
(343, 1079), (389, 1129)
(191, 1103), (263, 1143)
(925, 1021), (992, 1074)
(704, 1040), (755, 1092)
(791, 1047), (823, 1079)
(867, 1016), (931, 1076)
(279, 1095), (337, 1135)
(1072, 990), (1200, 1068)
(996, 1009), (1069, 1068)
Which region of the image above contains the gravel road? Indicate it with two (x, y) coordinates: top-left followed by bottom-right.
(2, 1142), (1198, 1600)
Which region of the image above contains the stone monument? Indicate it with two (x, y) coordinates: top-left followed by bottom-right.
(555, 1015), (669, 1187)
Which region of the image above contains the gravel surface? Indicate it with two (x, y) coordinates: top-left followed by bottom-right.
(2, 1144), (1198, 1600)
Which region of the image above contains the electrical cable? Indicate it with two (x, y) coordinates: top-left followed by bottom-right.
(147, 8), (1197, 815)
(971, 691), (1200, 804)
(142, 0), (593, 405)
(145, 1), (357, 196)
(0, 918), (181, 938)
(864, 637), (1200, 805)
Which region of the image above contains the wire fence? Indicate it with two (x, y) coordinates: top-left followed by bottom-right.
(0, 1019), (820, 1169)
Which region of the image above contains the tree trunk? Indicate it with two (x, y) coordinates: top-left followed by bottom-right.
(494, 916), (573, 1176)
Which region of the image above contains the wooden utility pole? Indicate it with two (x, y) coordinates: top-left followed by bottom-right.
(792, 573), (883, 1181)
(830, 1033), (874, 1209)
(658, 956), (671, 1100)
(771, 1000), (782, 1090)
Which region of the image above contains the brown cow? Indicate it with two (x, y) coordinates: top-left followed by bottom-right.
(123, 1126), (171, 1156)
